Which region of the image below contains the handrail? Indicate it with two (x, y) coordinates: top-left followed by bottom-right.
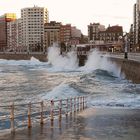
(0, 96), (88, 108)
(0, 96), (88, 133)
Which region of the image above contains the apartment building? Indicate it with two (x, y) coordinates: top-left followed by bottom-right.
(129, 24), (134, 51)
(0, 13), (16, 51)
(44, 22), (82, 50)
(44, 21), (61, 49)
(88, 23), (105, 42)
(60, 24), (71, 44)
(21, 6), (49, 52)
(67, 26), (81, 45)
(88, 23), (123, 43)
(7, 19), (22, 52)
(99, 25), (123, 43)
(71, 26), (81, 38)
(133, 3), (137, 45)
(133, 0), (140, 47)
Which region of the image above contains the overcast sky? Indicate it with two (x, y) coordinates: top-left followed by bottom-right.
(0, 0), (136, 35)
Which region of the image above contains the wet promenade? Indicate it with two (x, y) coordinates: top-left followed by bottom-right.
(107, 52), (140, 62)
(1, 108), (140, 140)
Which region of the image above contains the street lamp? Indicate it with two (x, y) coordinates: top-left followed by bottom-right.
(118, 33), (129, 59)
(124, 35), (128, 59)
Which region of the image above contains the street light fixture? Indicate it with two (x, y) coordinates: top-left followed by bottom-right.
(124, 35), (128, 59)
(118, 32), (129, 59)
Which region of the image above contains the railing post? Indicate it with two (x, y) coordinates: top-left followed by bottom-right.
(70, 98), (72, 115)
(28, 102), (32, 128)
(85, 96), (87, 108)
(59, 100), (62, 121)
(82, 96), (84, 110)
(40, 101), (44, 125)
(74, 97), (76, 113)
(65, 99), (68, 117)
(79, 97), (81, 111)
(83, 96), (84, 110)
(78, 97), (80, 112)
(10, 102), (15, 133)
(50, 100), (54, 123)
(80, 96), (82, 111)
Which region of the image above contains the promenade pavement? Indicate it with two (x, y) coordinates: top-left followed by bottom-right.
(1, 108), (140, 140)
(107, 52), (140, 62)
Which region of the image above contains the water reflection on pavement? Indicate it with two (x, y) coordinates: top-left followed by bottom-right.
(1, 108), (140, 140)
(60, 108), (140, 140)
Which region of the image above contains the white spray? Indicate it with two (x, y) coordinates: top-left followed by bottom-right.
(47, 44), (78, 71)
(47, 44), (121, 77)
(82, 49), (121, 77)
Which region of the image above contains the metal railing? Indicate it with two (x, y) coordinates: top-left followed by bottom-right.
(0, 96), (87, 134)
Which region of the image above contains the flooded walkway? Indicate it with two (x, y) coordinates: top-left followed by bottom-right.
(1, 108), (140, 140)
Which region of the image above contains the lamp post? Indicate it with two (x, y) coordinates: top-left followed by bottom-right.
(65, 42), (68, 53)
(124, 35), (128, 59)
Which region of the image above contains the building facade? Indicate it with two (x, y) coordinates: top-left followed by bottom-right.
(71, 26), (81, 38)
(88, 23), (105, 42)
(44, 21), (61, 49)
(21, 6), (49, 52)
(129, 24), (134, 51)
(69, 26), (81, 46)
(133, 3), (137, 45)
(133, 0), (140, 50)
(44, 22), (82, 50)
(88, 23), (123, 44)
(88, 23), (123, 52)
(99, 25), (123, 43)
(60, 24), (71, 44)
(0, 13), (16, 51)
(7, 19), (22, 52)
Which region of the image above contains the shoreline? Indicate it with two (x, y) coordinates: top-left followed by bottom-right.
(0, 53), (47, 62)
(1, 52), (140, 83)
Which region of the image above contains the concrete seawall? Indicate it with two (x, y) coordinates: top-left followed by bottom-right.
(78, 54), (140, 83)
(108, 57), (140, 83)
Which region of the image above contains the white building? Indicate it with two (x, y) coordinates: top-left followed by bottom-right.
(7, 19), (22, 52)
(21, 6), (49, 52)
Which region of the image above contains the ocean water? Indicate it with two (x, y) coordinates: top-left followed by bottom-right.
(0, 47), (140, 109)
